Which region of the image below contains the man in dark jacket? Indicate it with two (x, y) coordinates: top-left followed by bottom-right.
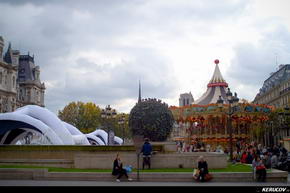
(246, 152), (254, 164)
(141, 138), (153, 169)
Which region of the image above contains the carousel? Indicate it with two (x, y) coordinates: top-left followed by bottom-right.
(170, 60), (273, 150)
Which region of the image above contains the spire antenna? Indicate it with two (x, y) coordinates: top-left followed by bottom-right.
(138, 80), (142, 103)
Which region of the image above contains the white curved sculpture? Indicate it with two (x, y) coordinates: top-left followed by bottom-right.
(0, 112), (63, 145)
(15, 105), (75, 145)
(88, 129), (108, 145)
(0, 105), (123, 146)
(72, 135), (91, 145)
(114, 136), (123, 145)
(86, 134), (106, 145)
(62, 122), (84, 136)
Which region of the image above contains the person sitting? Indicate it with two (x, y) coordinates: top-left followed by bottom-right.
(252, 156), (267, 182)
(195, 156), (211, 182)
(112, 153), (133, 182)
(240, 151), (248, 163)
(271, 153), (278, 169)
(141, 138), (153, 169)
(246, 152), (254, 164)
(262, 153), (271, 169)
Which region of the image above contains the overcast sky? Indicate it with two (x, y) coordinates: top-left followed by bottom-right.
(1, 0), (290, 114)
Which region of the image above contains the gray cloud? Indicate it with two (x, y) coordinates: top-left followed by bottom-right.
(227, 24), (290, 101)
(1, 0), (289, 113)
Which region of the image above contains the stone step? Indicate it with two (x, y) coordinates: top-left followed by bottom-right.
(0, 168), (287, 182)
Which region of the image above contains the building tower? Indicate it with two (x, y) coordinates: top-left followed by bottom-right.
(179, 92), (194, 107)
(3, 42), (12, 64)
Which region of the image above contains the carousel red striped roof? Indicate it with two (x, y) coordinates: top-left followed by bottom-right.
(194, 59), (230, 105)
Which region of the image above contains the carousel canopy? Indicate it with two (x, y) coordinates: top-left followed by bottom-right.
(194, 59), (230, 105)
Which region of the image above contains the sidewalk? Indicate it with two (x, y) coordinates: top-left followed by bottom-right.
(0, 168), (288, 182)
(0, 180), (289, 186)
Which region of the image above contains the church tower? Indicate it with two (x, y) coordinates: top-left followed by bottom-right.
(138, 80), (141, 103)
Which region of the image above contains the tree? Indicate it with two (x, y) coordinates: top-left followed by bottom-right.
(58, 102), (131, 138)
(58, 101), (102, 133)
(128, 98), (174, 141)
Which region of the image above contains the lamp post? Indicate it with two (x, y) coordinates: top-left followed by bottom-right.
(101, 105), (117, 145)
(216, 88), (239, 162)
(118, 113), (126, 145)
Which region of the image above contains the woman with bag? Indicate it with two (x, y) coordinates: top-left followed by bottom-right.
(252, 156), (266, 182)
(112, 153), (133, 182)
(194, 156), (212, 182)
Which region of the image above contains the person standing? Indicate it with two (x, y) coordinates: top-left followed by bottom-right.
(141, 138), (153, 169)
(112, 153), (133, 182)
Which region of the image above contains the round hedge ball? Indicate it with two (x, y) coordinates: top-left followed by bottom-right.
(129, 98), (174, 141)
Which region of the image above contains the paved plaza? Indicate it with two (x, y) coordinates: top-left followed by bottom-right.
(0, 179), (289, 187)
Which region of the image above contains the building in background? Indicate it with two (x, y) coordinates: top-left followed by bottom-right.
(253, 64), (290, 146)
(179, 92), (194, 107)
(0, 36), (45, 113)
(253, 64), (290, 108)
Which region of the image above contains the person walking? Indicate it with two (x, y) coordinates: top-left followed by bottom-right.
(112, 153), (133, 182)
(141, 138), (153, 169)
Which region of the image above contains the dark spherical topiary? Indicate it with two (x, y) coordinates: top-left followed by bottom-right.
(129, 98), (174, 141)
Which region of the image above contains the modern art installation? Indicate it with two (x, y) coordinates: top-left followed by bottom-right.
(0, 105), (123, 145)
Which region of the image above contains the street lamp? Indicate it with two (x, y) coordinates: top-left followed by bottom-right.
(216, 88), (239, 162)
(101, 105), (117, 145)
(118, 113), (126, 145)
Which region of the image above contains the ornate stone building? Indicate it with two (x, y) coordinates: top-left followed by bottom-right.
(0, 36), (45, 113)
(253, 64), (290, 146)
(253, 64), (290, 108)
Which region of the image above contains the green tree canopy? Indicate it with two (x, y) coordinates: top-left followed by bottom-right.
(58, 101), (101, 133)
(58, 102), (130, 137)
(129, 98), (174, 141)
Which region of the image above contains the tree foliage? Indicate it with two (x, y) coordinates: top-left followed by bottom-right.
(58, 101), (101, 133)
(128, 98), (174, 141)
(58, 101), (130, 137)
